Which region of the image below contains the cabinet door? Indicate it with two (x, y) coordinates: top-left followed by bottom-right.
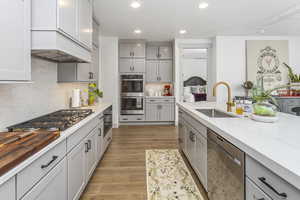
(159, 46), (172, 59)
(119, 58), (133, 73)
(146, 103), (158, 121)
(146, 61), (159, 82)
(0, 0), (31, 81)
(159, 103), (174, 121)
(0, 177), (15, 200)
(91, 46), (99, 81)
(68, 141), (87, 200)
(132, 59), (145, 73)
(92, 20), (99, 47)
(21, 158), (67, 200)
(119, 43), (133, 58)
(178, 118), (185, 150)
(78, 0), (93, 48)
(158, 60), (173, 82)
(57, 0), (77, 38)
(146, 46), (159, 60)
(132, 43), (146, 58)
(186, 126), (196, 163)
(85, 129), (98, 181)
(77, 63), (91, 82)
(97, 121), (104, 161)
(194, 133), (207, 190)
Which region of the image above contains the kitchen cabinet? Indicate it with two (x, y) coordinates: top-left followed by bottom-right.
(21, 158), (67, 200)
(0, 177), (15, 200)
(78, 0), (93, 48)
(146, 98), (175, 122)
(146, 45), (173, 60)
(146, 60), (173, 83)
(58, 0), (77, 38)
(93, 20), (100, 47)
(119, 42), (146, 58)
(31, 0), (93, 63)
(179, 111), (208, 191)
(96, 120), (104, 161)
(119, 58), (145, 73)
(246, 178), (272, 200)
(68, 140), (87, 200)
(0, 0), (31, 81)
(85, 128), (98, 181)
(58, 46), (99, 82)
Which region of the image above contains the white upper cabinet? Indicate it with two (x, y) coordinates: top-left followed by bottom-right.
(78, 0), (93, 48)
(146, 43), (173, 60)
(58, 0), (77, 38)
(119, 41), (146, 58)
(0, 0), (31, 81)
(92, 20), (100, 47)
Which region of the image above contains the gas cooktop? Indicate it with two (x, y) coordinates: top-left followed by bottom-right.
(7, 109), (93, 132)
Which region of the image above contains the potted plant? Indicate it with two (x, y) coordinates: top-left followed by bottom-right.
(251, 83), (299, 122)
(283, 63), (300, 95)
(86, 83), (103, 106)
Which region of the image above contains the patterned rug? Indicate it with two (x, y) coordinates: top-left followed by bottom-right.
(146, 149), (205, 200)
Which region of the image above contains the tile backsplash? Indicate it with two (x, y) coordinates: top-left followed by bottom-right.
(0, 58), (88, 131)
(145, 83), (173, 96)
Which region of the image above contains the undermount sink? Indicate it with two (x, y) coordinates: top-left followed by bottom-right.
(196, 109), (237, 118)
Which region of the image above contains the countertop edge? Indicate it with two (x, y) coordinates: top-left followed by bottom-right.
(0, 102), (112, 185)
(177, 102), (300, 191)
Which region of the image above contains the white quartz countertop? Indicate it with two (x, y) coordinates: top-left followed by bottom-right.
(0, 102), (112, 185)
(177, 101), (300, 190)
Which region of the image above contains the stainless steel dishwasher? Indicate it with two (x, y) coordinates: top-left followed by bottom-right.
(207, 129), (245, 200)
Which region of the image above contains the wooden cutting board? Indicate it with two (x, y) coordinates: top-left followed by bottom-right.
(0, 131), (60, 176)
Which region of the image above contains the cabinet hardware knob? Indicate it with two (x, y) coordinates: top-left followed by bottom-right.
(41, 156), (58, 169)
(258, 177), (287, 199)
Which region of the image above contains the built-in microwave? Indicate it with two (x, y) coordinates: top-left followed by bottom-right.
(121, 74), (144, 97)
(121, 97), (144, 115)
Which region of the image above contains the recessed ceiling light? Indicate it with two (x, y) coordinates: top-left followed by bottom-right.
(179, 30), (187, 34)
(199, 2), (209, 9)
(134, 29), (142, 34)
(130, 1), (141, 8)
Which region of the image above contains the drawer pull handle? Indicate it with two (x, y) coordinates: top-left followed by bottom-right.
(258, 177), (287, 199)
(85, 142), (89, 153)
(41, 156), (58, 169)
(98, 128), (102, 136)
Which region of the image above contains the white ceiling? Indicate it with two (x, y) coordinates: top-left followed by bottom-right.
(93, 0), (300, 41)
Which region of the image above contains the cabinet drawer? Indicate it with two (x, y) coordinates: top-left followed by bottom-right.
(20, 157), (67, 200)
(67, 116), (98, 152)
(184, 113), (207, 138)
(120, 115), (145, 122)
(246, 178), (271, 200)
(0, 176), (15, 200)
(146, 98), (175, 104)
(17, 140), (67, 199)
(246, 155), (300, 200)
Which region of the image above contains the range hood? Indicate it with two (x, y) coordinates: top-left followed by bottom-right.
(31, 30), (92, 63)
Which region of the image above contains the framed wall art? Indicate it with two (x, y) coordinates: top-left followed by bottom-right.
(246, 40), (289, 90)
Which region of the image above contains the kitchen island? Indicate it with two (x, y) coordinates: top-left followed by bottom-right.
(177, 101), (300, 199)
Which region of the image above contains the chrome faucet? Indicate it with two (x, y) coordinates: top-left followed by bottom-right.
(213, 82), (235, 112)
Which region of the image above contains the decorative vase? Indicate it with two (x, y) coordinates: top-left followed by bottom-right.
(88, 96), (95, 106)
(253, 101), (278, 117)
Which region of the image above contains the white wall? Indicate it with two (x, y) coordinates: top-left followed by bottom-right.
(214, 36), (300, 104)
(0, 58), (88, 131)
(100, 36), (119, 127)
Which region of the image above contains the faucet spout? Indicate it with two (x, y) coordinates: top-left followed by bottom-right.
(213, 81), (234, 112)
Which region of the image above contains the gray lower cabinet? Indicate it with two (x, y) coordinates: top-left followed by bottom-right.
(0, 177), (15, 200)
(179, 109), (208, 191)
(119, 58), (145, 73)
(246, 155), (300, 200)
(146, 102), (175, 122)
(68, 140), (87, 200)
(246, 178), (271, 200)
(146, 60), (173, 83)
(21, 158), (67, 200)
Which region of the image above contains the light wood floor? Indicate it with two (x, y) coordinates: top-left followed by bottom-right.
(80, 125), (208, 200)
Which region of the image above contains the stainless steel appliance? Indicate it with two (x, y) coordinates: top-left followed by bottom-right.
(121, 74), (144, 97)
(207, 129), (245, 200)
(103, 106), (112, 137)
(7, 109), (93, 132)
(121, 96), (144, 115)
